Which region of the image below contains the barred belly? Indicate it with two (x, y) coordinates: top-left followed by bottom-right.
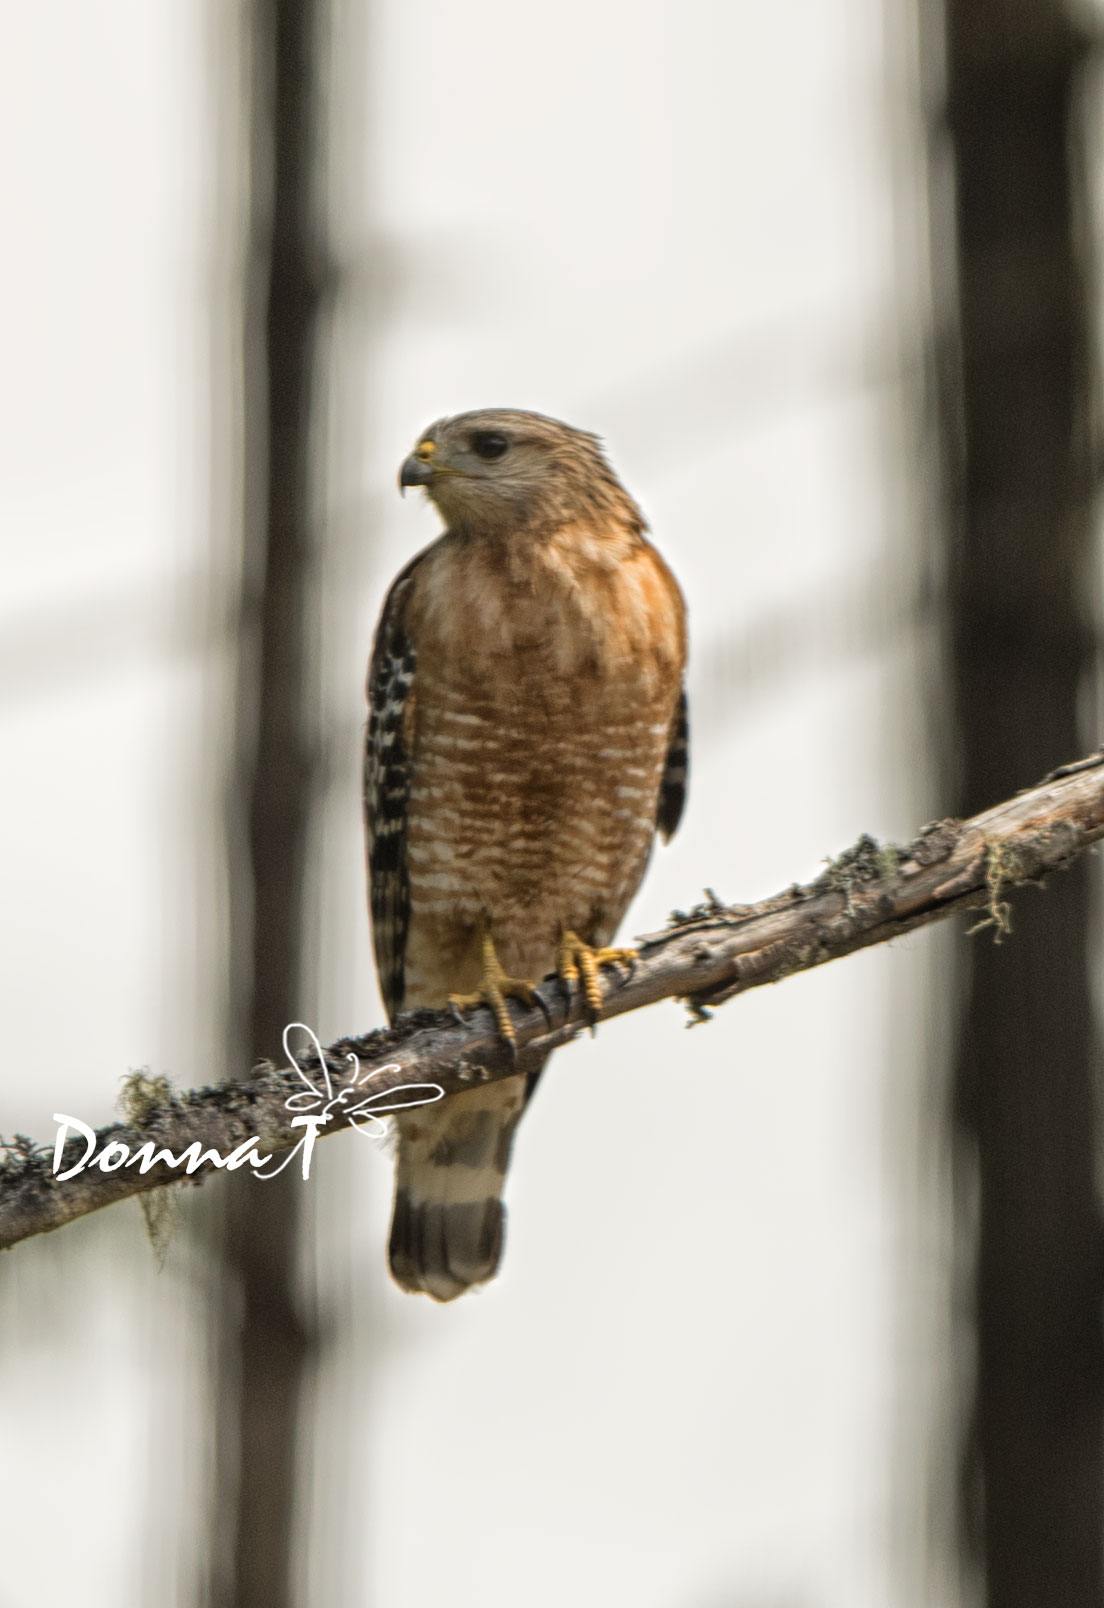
(399, 663), (673, 1007)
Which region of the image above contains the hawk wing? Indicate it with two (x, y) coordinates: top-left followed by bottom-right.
(656, 683), (689, 842)
(364, 551), (425, 1020)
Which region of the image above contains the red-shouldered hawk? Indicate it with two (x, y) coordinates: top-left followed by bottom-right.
(365, 409), (688, 1300)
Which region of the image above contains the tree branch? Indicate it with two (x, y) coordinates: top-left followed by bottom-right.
(5, 749), (1104, 1253)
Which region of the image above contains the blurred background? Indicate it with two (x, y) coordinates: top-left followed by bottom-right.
(2, 0), (1103, 1604)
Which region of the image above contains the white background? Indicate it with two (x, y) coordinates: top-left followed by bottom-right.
(0, 2), (965, 1604)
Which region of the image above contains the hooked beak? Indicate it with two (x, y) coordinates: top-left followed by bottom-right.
(399, 455), (435, 495)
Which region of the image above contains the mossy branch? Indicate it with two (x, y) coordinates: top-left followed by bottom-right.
(4, 749), (1104, 1253)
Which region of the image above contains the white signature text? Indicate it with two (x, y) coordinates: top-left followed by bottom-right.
(52, 1023), (443, 1184)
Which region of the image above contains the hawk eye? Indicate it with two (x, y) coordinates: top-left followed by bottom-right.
(471, 431), (509, 461)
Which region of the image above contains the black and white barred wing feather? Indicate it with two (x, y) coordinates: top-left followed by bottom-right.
(656, 684), (689, 842)
(364, 553), (423, 1020)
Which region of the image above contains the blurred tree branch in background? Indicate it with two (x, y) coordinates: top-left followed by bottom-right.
(932, 3), (1104, 1604)
(209, 0), (328, 1604)
(5, 749), (1104, 1251)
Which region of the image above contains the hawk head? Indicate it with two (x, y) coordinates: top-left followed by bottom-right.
(398, 408), (644, 537)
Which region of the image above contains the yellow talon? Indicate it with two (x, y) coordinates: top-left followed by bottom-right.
(557, 931), (638, 1023)
(449, 930), (541, 1044)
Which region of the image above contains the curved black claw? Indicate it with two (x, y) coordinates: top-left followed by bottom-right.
(530, 986), (554, 1033)
(449, 999), (474, 1029)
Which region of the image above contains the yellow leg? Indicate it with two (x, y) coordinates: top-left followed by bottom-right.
(449, 929), (543, 1045)
(557, 930), (638, 1022)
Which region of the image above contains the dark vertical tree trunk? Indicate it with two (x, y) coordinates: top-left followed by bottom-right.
(211, 1), (326, 1603)
(936, 4), (1104, 1603)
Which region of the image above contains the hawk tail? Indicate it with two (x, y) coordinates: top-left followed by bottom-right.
(387, 1073), (535, 1302)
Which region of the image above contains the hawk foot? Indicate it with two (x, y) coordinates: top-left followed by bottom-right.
(557, 931), (638, 1026)
(448, 931), (546, 1047)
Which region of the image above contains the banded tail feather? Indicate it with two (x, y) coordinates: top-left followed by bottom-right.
(388, 1074), (536, 1301)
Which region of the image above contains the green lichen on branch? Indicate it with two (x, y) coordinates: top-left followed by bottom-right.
(119, 1070), (175, 1127)
(814, 833), (904, 915)
(967, 839), (1023, 941)
(119, 1070), (179, 1266)
(0, 1133), (50, 1171)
